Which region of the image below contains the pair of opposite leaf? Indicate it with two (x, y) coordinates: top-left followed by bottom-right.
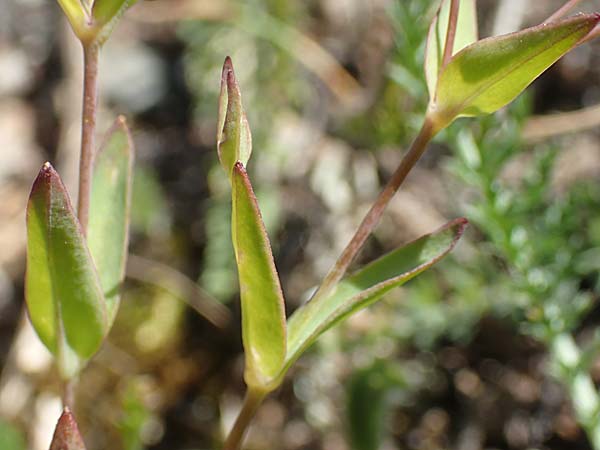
(218, 0), (600, 394)
(25, 118), (133, 379)
(57, 0), (137, 44)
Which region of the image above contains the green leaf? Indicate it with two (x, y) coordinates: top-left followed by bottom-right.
(88, 117), (134, 326)
(0, 420), (25, 450)
(231, 162), (286, 390)
(284, 218), (468, 371)
(425, 0), (478, 99)
(218, 57), (252, 180)
(56, 0), (90, 41)
(25, 163), (107, 379)
(49, 409), (87, 450)
(92, 0), (138, 42)
(93, 0), (137, 25)
(430, 14), (600, 127)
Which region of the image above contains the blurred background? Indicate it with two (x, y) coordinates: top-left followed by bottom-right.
(2, 0), (600, 449)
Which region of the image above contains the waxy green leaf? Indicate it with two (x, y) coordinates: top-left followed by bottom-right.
(88, 117), (134, 326)
(425, 0), (478, 99)
(218, 57), (252, 180)
(49, 408), (87, 450)
(284, 218), (468, 372)
(26, 163), (107, 379)
(430, 14), (600, 128)
(231, 163), (287, 390)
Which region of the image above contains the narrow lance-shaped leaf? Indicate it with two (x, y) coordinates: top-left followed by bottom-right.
(49, 408), (87, 450)
(231, 162), (287, 390)
(88, 116), (134, 326)
(425, 0), (478, 99)
(25, 163), (108, 379)
(217, 57), (252, 180)
(56, 0), (90, 41)
(430, 13), (600, 128)
(284, 218), (468, 373)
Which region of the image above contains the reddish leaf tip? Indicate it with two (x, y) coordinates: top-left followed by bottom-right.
(222, 56), (234, 84)
(49, 408), (86, 450)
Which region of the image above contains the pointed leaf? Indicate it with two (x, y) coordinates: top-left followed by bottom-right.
(88, 117), (134, 326)
(25, 163), (107, 378)
(231, 162), (286, 390)
(218, 58), (252, 180)
(49, 409), (87, 450)
(425, 0), (478, 99)
(430, 14), (600, 127)
(284, 218), (468, 371)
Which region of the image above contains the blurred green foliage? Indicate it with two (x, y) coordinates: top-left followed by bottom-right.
(0, 420), (25, 450)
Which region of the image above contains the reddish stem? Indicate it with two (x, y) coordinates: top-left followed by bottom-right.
(442, 0), (460, 67)
(312, 119), (436, 301)
(77, 42), (100, 234)
(545, 0), (584, 23)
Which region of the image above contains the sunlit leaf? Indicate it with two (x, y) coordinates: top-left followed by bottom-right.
(25, 163), (107, 379)
(49, 409), (87, 450)
(231, 163), (286, 390)
(88, 116), (134, 326)
(218, 57), (252, 180)
(430, 14), (600, 128)
(425, 0), (478, 99)
(284, 218), (468, 371)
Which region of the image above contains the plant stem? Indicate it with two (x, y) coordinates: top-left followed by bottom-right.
(545, 0), (584, 23)
(442, 0), (460, 67)
(550, 333), (600, 450)
(223, 387), (267, 450)
(312, 118), (436, 301)
(62, 379), (75, 410)
(77, 41), (100, 235)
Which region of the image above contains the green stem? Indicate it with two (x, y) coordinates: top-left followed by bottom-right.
(223, 387), (267, 450)
(550, 333), (600, 450)
(77, 41), (100, 235)
(311, 118), (437, 301)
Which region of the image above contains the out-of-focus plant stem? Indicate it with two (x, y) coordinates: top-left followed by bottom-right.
(312, 118), (437, 302)
(545, 0), (584, 23)
(551, 333), (600, 450)
(222, 387), (267, 450)
(77, 41), (100, 235)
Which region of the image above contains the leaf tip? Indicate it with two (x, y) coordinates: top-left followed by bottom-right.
(49, 408), (87, 450)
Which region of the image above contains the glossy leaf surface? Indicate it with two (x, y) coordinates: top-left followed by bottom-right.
(431, 14), (600, 126)
(93, 0), (137, 25)
(425, 0), (478, 98)
(232, 163), (287, 389)
(25, 163), (107, 378)
(49, 408), (87, 450)
(88, 117), (133, 326)
(285, 218), (468, 371)
(218, 57), (252, 180)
